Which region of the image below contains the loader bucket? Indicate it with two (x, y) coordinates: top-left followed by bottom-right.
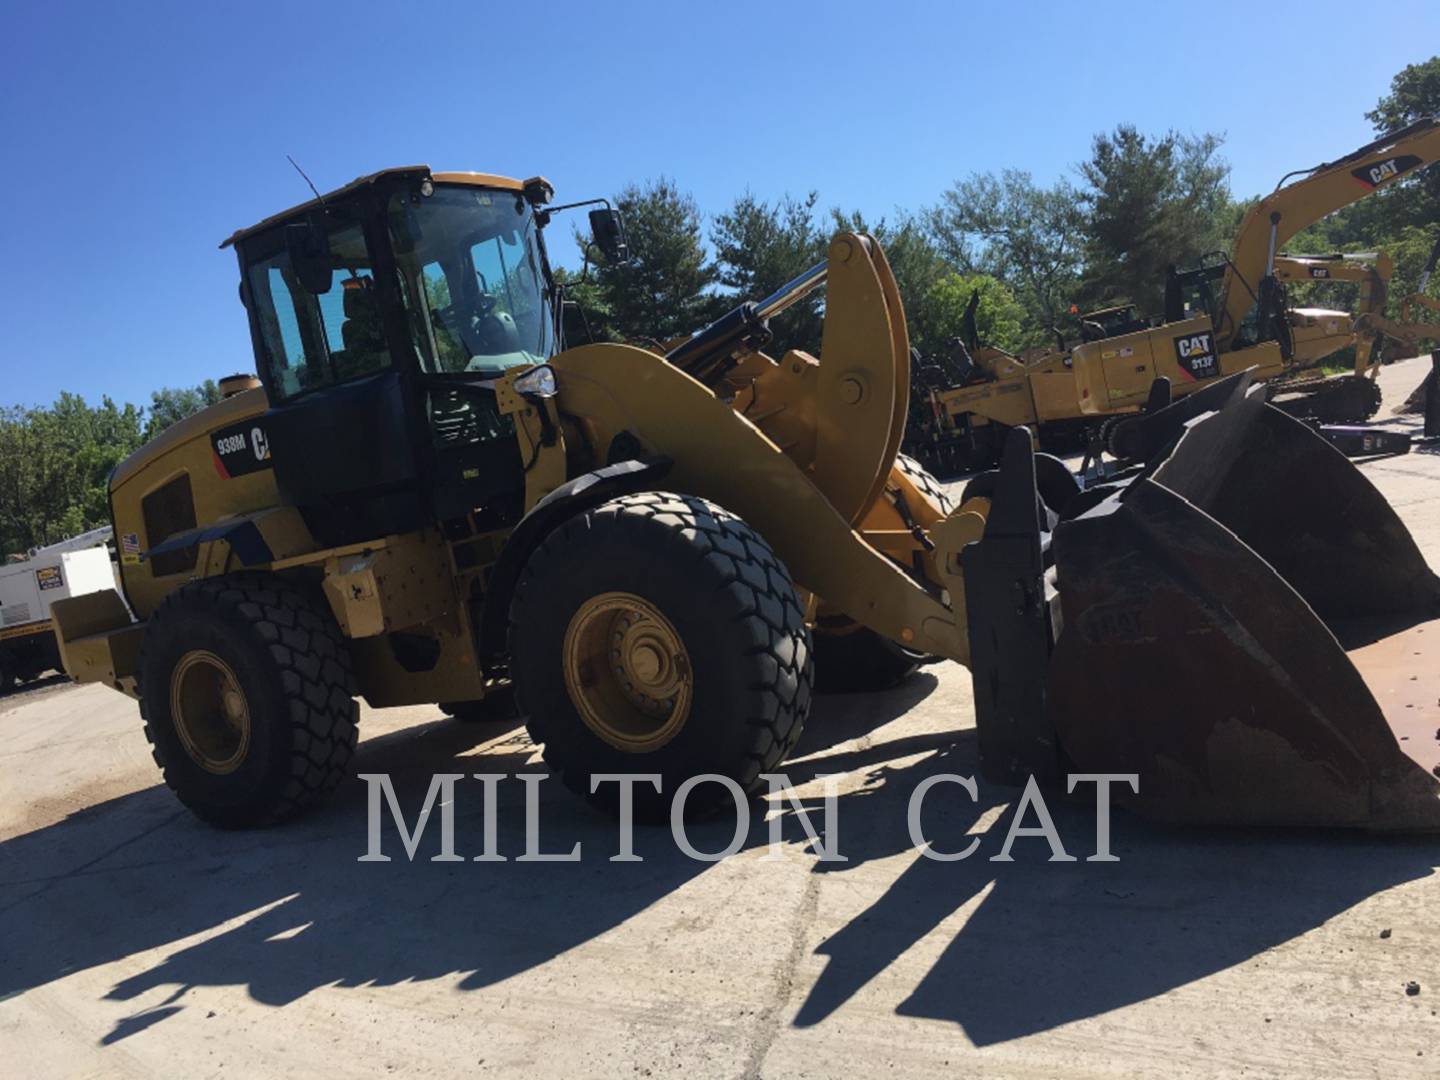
(969, 377), (1440, 829)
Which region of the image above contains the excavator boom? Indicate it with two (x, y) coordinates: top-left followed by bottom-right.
(1218, 117), (1440, 349)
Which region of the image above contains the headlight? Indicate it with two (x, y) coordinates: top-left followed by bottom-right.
(513, 365), (557, 398)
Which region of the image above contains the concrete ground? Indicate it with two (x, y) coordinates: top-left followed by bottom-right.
(2, 358), (1438, 1079)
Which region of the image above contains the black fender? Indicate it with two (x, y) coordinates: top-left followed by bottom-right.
(477, 458), (673, 659)
(143, 518), (274, 567)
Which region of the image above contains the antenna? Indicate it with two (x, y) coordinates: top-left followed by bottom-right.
(286, 155), (326, 205)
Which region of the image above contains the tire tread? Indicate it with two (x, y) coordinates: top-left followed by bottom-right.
(139, 573), (357, 827)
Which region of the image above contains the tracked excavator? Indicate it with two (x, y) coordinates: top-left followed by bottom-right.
(50, 167), (1440, 831)
(907, 117), (1440, 474)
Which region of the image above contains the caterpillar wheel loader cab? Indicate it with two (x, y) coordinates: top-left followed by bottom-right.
(51, 167), (1440, 832)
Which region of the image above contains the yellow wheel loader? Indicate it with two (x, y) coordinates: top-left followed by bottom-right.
(52, 167), (1440, 830)
(910, 118), (1440, 474)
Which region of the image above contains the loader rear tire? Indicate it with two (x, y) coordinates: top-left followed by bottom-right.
(138, 574), (358, 829)
(509, 491), (812, 821)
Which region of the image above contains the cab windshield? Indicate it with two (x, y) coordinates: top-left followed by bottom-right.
(389, 184), (556, 376)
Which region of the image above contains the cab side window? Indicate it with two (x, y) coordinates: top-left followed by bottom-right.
(247, 224), (391, 398)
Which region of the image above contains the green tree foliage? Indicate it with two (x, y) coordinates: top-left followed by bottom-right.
(1076, 127), (1231, 313)
(552, 265), (618, 346)
(1367, 56), (1440, 216)
(592, 178), (718, 343)
(926, 170), (1086, 343)
(0, 394), (143, 557)
(712, 191), (827, 355)
(145, 380), (222, 440)
(914, 273), (1026, 357)
(1, 381), (222, 558)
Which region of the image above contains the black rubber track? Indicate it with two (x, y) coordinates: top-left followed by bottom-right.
(508, 491), (813, 819)
(139, 573), (358, 828)
(1272, 374), (1383, 423)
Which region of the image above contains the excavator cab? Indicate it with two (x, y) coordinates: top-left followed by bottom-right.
(1078, 304), (1150, 342)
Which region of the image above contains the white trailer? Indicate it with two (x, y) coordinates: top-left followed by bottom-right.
(1, 538), (119, 688)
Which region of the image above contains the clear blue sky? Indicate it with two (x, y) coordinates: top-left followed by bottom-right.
(3, 0), (1436, 409)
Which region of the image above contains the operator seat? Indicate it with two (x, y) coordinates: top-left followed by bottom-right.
(334, 279), (387, 379)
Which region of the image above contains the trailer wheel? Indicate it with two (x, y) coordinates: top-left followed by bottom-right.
(0, 650), (13, 692)
(509, 491), (812, 820)
(139, 574), (358, 828)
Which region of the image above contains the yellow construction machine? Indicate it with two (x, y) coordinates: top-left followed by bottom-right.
(1273, 249), (1392, 368)
(908, 117), (1440, 474)
(1355, 232), (1440, 367)
(51, 167), (1440, 830)
(1364, 290), (1440, 359)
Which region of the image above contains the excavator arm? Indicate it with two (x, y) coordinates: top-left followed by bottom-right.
(1217, 117), (1440, 350)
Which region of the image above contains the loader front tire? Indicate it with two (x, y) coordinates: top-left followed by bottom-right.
(509, 491), (812, 820)
(139, 574), (358, 828)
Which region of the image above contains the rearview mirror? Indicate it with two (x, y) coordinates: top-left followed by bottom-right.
(285, 222), (333, 294)
(588, 208), (628, 263)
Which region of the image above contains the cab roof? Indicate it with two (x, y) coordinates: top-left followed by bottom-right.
(220, 167), (533, 249)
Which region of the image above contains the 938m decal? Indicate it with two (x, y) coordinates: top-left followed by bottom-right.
(211, 419), (272, 478)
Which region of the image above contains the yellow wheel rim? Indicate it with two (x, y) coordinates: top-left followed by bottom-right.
(170, 649), (251, 774)
(562, 591), (692, 753)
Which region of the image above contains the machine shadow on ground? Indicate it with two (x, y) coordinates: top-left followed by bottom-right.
(2, 673), (1437, 1050)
